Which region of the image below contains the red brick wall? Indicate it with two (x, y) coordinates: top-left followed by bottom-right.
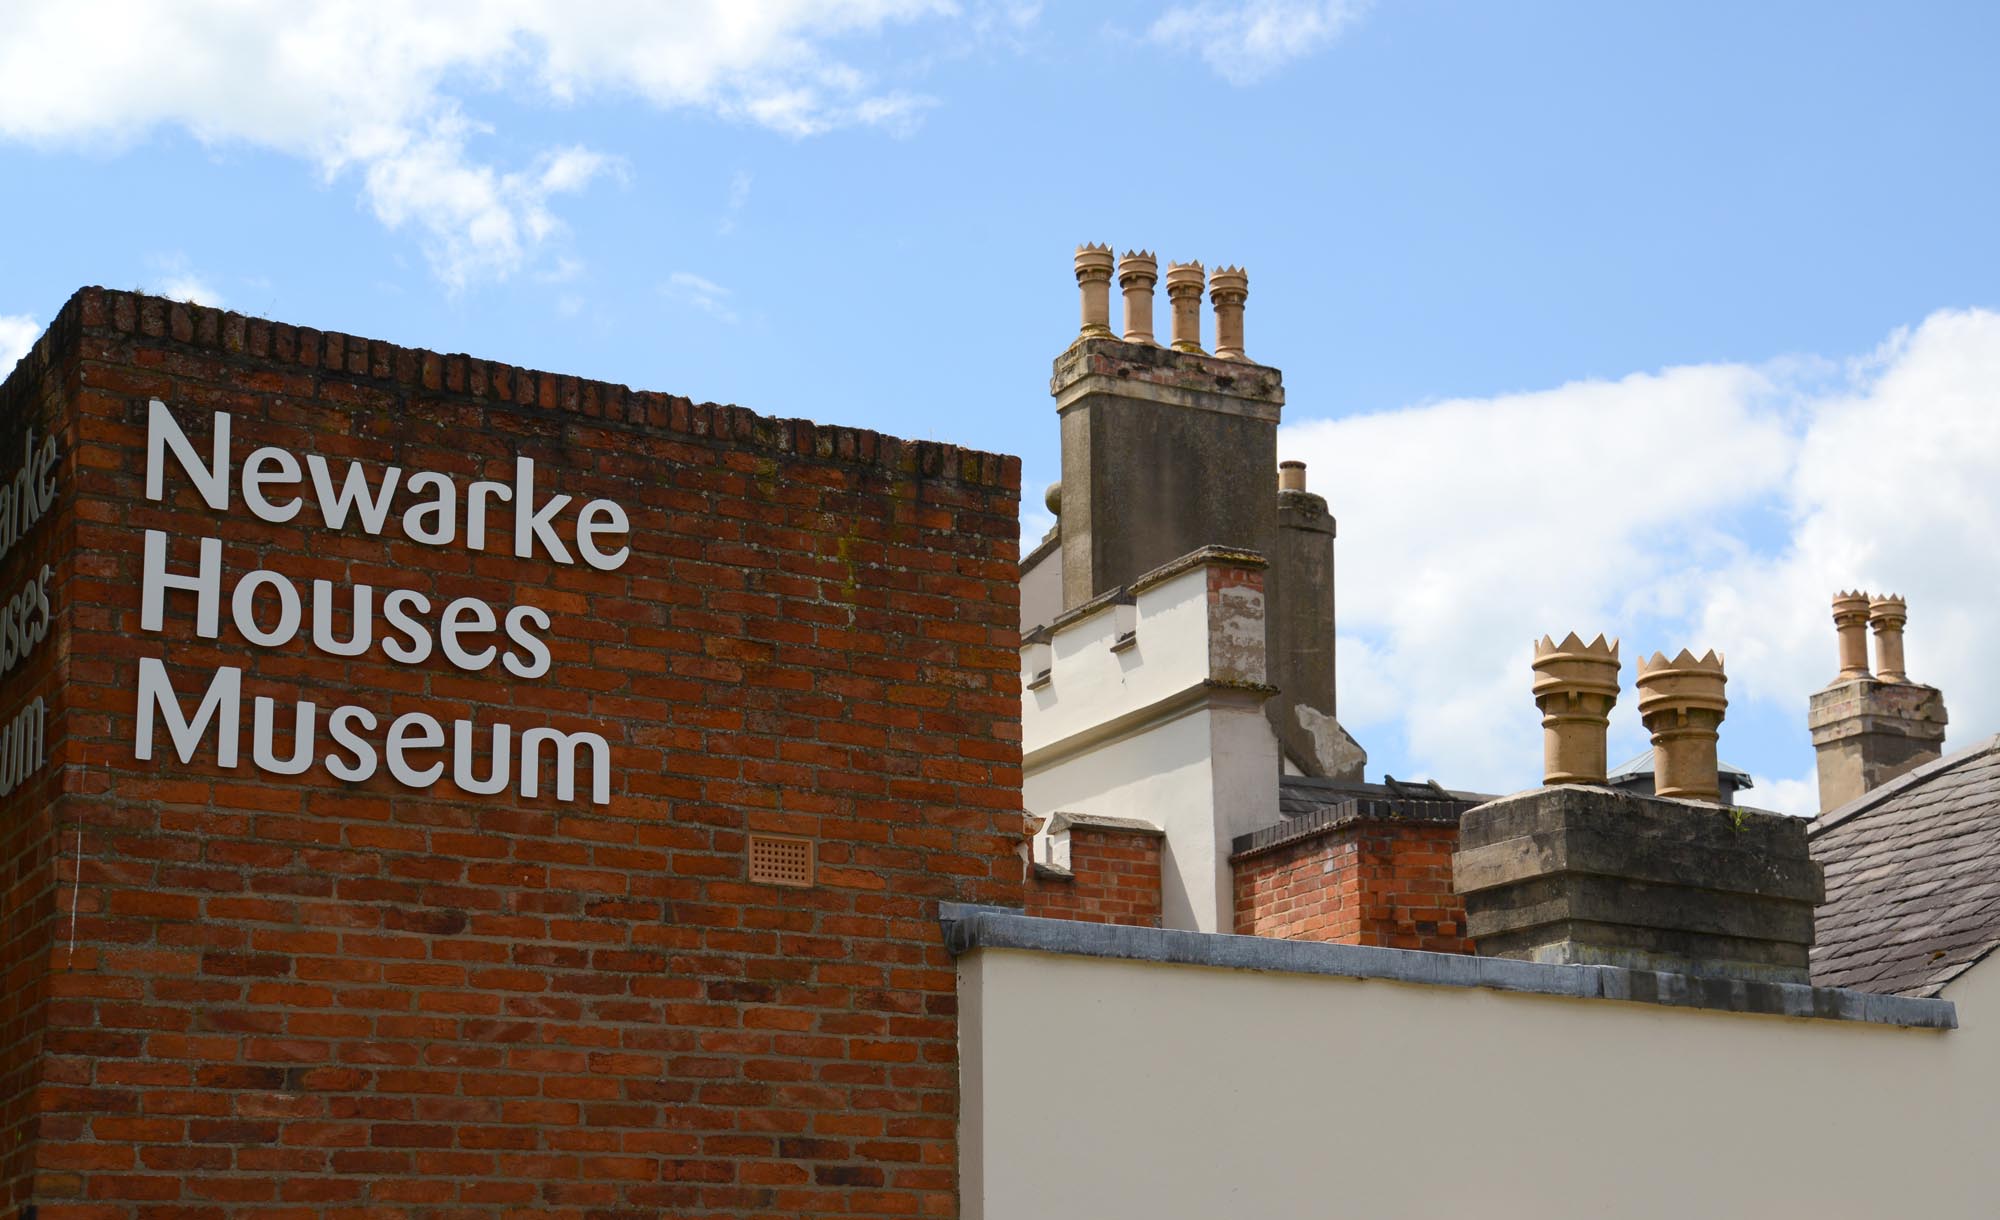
(4, 287), (1022, 1218)
(0, 303), (81, 1212)
(1022, 824), (1162, 928)
(1233, 821), (1471, 953)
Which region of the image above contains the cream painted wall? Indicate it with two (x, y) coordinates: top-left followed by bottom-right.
(1023, 562), (1282, 932)
(1025, 697), (1276, 931)
(960, 948), (1992, 1219)
(1019, 543), (1059, 636)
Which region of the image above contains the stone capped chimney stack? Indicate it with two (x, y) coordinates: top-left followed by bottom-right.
(1635, 649), (1728, 802)
(1050, 243), (1365, 775)
(1268, 459), (1364, 780)
(1531, 633), (1621, 786)
(1453, 650), (1823, 986)
(1809, 590), (1947, 813)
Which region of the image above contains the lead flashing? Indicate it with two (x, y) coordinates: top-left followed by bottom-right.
(937, 904), (1957, 1031)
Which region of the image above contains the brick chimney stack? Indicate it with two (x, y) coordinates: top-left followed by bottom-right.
(1808, 590), (1947, 813)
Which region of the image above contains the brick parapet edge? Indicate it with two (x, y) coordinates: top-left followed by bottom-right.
(2, 288), (1020, 494)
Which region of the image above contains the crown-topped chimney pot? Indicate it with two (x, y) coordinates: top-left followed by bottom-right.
(1164, 262), (1206, 354)
(1831, 590), (1872, 681)
(1636, 649), (1728, 802)
(1073, 244), (1115, 340)
(1118, 250), (1158, 345)
(1210, 266), (1248, 360)
(1531, 633), (1622, 785)
(1869, 594), (1909, 683)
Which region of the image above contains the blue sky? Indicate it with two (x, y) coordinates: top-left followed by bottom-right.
(4, 1), (1998, 809)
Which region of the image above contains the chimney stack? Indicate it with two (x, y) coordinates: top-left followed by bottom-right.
(1267, 459), (1364, 780)
(1635, 649), (1728, 802)
(1809, 590), (1947, 813)
(1453, 644), (1822, 986)
(1052, 243), (1363, 773)
(1530, 633), (1621, 786)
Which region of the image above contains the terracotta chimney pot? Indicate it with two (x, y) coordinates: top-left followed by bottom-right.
(1530, 633), (1621, 785)
(1210, 265), (1248, 360)
(1636, 649), (1728, 802)
(1117, 250), (1158, 345)
(1869, 594), (1909, 683)
(1164, 262), (1206, 354)
(1831, 590), (1872, 681)
(1073, 244), (1115, 339)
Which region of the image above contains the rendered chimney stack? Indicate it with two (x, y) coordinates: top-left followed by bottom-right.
(1210, 266), (1248, 360)
(1165, 262), (1206, 353)
(1832, 590), (1872, 680)
(1118, 250), (1158, 344)
(1277, 460), (1306, 492)
(1531, 633), (1621, 785)
(1869, 594), (1909, 682)
(1635, 649), (1728, 802)
(1074, 244), (1115, 339)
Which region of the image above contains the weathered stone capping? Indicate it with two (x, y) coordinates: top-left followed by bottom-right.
(8, 288), (1020, 491)
(940, 904), (1955, 1030)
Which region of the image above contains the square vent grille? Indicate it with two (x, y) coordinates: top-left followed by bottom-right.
(748, 834), (815, 888)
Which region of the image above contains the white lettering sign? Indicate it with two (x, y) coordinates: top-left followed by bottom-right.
(133, 400), (624, 805)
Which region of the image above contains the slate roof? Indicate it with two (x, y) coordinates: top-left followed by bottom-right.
(1808, 735), (2000, 997)
(1245, 775), (1495, 858)
(1607, 749), (1754, 787)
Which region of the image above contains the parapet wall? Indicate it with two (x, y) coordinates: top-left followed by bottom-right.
(0, 288), (1022, 1218)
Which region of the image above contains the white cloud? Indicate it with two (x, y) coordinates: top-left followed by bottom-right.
(665, 272), (739, 325)
(0, 0), (952, 286)
(0, 316), (39, 378)
(1749, 773), (1819, 818)
(1284, 308), (2000, 802)
(1149, 0), (1368, 84)
(145, 253), (225, 306)
(718, 171), (755, 236)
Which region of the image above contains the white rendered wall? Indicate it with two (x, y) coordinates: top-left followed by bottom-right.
(960, 948), (1991, 1219)
(1019, 543), (1060, 636)
(1022, 564), (1279, 932)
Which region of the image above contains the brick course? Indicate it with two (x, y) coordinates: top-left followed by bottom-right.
(0, 287), (1022, 1218)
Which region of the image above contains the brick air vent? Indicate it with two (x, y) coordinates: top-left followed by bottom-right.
(749, 834), (815, 887)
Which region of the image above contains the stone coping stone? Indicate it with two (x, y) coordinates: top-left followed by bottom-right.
(936, 903), (1957, 1031)
(1046, 811), (1165, 837)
